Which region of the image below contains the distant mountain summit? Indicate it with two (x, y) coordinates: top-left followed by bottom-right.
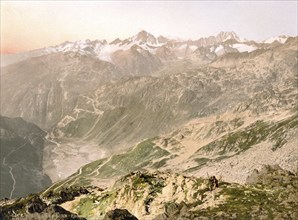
(40, 30), (289, 64)
(216, 31), (245, 42)
(132, 30), (161, 45)
(263, 35), (289, 44)
(1, 30), (291, 68)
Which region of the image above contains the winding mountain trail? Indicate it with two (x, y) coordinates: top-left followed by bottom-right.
(45, 135), (61, 148)
(2, 161), (16, 199)
(2, 142), (28, 199)
(42, 166), (84, 195)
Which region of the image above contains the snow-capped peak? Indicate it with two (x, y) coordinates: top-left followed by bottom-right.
(263, 35), (289, 44)
(130, 30), (160, 45)
(41, 31), (291, 66)
(45, 39), (108, 55)
(216, 31), (247, 43)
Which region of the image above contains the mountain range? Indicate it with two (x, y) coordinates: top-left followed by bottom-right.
(0, 30), (297, 219)
(0, 31), (289, 68)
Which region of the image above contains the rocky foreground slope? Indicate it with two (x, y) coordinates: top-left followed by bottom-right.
(1, 166), (297, 219)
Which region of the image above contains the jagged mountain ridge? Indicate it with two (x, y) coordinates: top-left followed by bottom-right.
(40, 31), (289, 64)
(41, 31), (249, 59)
(1, 30), (290, 68)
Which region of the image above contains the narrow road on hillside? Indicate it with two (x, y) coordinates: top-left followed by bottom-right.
(2, 142), (28, 199)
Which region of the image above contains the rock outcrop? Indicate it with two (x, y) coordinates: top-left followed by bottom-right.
(104, 209), (138, 220)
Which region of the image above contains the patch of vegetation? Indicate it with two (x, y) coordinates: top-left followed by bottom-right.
(192, 178), (205, 189)
(184, 165), (202, 173)
(1, 193), (38, 215)
(132, 174), (153, 189)
(81, 158), (107, 174)
(270, 114), (298, 150)
(205, 118), (244, 138)
(193, 166), (298, 219)
(95, 138), (170, 178)
(132, 173), (165, 193)
(132, 172), (166, 209)
(194, 157), (210, 166)
(73, 178), (91, 187)
(196, 114), (298, 156)
(152, 158), (170, 169)
(63, 112), (98, 138)
(76, 197), (94, 217)
(100, 191), (117, 205)
(193, 187), (210, 200)
(196, 185), (289, 218)
(50, 138), (171, 190)
(86, 190), (118, 218)
(231, 118), (244, 127)
(184, 158), (210, 173)
(214, 155), (233, 162)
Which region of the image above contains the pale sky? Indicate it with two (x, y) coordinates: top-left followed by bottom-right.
(1, 1), (297, 53)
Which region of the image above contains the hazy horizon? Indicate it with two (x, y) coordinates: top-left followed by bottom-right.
(1, 1), (297, 54)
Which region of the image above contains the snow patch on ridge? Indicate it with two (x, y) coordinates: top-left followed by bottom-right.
(215, 45), (225, 56)
(232, 44), (257, 53)
(264, 36), (289, 44)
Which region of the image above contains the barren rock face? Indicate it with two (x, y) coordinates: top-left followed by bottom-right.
(104, 209), (138, 220)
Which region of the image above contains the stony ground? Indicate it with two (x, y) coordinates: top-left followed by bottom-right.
(1, 165), (297, 220)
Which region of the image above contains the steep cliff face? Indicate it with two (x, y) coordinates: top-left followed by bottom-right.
(0, 116), (52, 199)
